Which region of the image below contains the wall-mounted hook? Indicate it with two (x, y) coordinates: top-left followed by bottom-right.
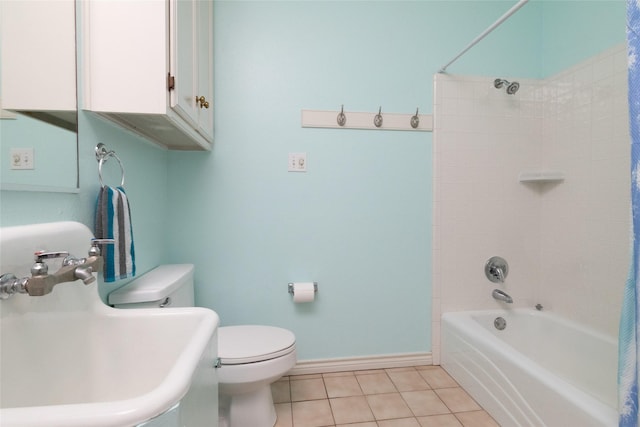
(374, 106), (383, 128)
(337, 105), (346, 126)
(410, 108), (420, 129)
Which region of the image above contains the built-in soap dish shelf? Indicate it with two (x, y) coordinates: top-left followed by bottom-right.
(518, 170), (565, 183)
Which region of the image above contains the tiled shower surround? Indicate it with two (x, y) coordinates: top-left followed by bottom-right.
(432, 43), (629, 363)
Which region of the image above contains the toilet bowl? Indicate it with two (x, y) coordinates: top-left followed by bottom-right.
(108, 264), (297, 427)
(217, 325), (296, 427)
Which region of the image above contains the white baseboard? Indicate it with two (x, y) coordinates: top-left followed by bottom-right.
(288, 352), (433, 376)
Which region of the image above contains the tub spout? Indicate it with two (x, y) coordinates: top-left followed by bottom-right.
(72, 266), (96, 284)
(492, 289), (513, 303)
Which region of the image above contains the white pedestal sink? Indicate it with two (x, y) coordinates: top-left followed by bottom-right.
(0, 222), (220, 427)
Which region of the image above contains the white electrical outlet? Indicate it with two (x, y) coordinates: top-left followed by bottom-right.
(10, 148), (34, 170)
(288, 152), (307, 172)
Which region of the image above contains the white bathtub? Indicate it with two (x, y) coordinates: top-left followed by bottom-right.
(441, 309), (618, 427)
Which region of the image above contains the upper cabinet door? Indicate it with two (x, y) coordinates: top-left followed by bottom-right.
(83, 0), (214, 151)
(170, 0), (213, 141)
(196, 0), (214, 141)
(1, 0), (77, 128)
(171, 0), (198, 128)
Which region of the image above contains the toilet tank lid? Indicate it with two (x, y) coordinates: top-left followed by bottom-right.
(108, 264), (194, 305)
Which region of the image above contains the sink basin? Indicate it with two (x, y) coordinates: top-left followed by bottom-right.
(1, 303), (218, 426)
(0, 222), (220, 427)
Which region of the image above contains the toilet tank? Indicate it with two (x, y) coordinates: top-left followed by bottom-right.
(108, 264), (195, 309)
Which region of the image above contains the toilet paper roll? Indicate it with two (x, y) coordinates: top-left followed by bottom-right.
(292, 282), (315, 303)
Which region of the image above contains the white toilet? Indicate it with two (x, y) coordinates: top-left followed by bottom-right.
(109, 264), (297, 427)
(217, 325), (296, 427)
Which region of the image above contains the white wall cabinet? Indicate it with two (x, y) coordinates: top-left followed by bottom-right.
(82, 0), (213, 151)
(0, 0), (77, 130)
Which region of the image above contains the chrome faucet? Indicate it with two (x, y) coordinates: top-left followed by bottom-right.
(62, 253), (98, 284)
(485, 256), (508, 283)
(0, 239), (113, 299)
(489, 266), (505, 283)
(492, 289), (513, 304)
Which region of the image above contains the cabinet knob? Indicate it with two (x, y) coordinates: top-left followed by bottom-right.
(197, 96), (210, 109)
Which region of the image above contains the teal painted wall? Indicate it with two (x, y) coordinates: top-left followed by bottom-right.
(0, 1), (626, 361)
(0, 112), (169, 301)
(75, 115), (170, 301)
(166, 0), (542, 360)
(540, 0), (626, 77)
(1, 115), (76, 189)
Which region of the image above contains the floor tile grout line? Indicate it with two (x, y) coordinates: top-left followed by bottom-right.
(324, 371), (454, 425)
(278, 366), (498, 427)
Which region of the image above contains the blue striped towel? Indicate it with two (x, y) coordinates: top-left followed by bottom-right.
(95, 186), (136, 282)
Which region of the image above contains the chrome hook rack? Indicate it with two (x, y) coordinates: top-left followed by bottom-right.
(302, 106), (433, 132)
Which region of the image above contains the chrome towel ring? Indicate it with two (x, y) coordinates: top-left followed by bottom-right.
(95, 143), (125, 187)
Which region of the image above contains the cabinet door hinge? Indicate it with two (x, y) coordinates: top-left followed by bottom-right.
(167, 74), (175, 91)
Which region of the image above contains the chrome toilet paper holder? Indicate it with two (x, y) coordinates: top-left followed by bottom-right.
(288, 282), (318, 294)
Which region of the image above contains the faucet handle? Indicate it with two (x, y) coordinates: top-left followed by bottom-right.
(32, 251), (70, 276)
(34, 250), (70, 261)
(485, 256), (509, 283)
(88, 238), (115, 257)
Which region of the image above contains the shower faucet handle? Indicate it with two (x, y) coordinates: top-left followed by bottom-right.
(485, 256), (509, 283)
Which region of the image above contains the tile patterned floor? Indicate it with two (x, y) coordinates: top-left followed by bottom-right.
(271, 366), (499, 427)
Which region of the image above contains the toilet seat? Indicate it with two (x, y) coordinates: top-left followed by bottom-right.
(218, 325), (296, 365)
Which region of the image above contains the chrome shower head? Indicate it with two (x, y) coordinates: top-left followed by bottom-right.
(494, 78), (519, 95)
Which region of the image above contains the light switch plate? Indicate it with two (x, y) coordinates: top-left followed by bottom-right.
(288, 152), (307, 172)
(10, 148), (34, 170)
